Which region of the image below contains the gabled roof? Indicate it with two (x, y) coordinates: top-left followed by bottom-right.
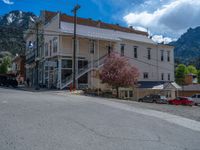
(138, 81), (181, 90)
(137, 81), (166, 89)
(42, 10), (148, 36)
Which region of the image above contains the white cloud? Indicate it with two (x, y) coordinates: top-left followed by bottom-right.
(134, 26), (148, 32)
(123, 0), (200, 38)
(151, 35), (177, 44)
(2, 0), (14, 5)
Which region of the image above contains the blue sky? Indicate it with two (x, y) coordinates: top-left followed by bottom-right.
(0, 0), (143, 25)
(1, 0), (200, 43)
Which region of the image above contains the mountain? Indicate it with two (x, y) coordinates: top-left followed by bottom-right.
(0, 10), (37, 57)
(170, 27), (200, 67)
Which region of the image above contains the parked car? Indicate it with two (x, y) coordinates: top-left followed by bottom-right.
(0, 74), (18, 87)
(191, 94), (200, 105)
(138, 94), (168, 104)
(168, 97), (194, 106)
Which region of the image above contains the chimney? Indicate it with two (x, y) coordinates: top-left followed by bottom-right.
(97, 20), (101, 27)
(129, 26), (133, 29)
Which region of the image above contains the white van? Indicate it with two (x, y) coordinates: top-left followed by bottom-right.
(191, 94), (200, 105)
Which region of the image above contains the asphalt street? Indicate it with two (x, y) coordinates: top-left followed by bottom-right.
(0, 88), (200, 150)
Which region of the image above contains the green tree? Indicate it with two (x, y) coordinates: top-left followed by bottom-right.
(0, 56), (11, 74)
(175, 64), (188, 85)
(187, 65), (198, 74)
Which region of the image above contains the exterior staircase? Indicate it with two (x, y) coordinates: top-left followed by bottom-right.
(61, 54), (107, 89)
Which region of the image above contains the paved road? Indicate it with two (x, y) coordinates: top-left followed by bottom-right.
(0, 88), (200, 150)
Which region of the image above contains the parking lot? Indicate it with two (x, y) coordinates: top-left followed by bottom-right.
(109, 99), (200, 121)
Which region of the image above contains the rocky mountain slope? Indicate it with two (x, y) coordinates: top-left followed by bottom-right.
(0, 10), (37, 57)
(170, 27), (200, 67)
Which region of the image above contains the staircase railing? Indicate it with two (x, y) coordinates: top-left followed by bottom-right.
(61, 54), (107, 89)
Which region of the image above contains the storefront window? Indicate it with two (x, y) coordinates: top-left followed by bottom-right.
(62, 60), (72, 68)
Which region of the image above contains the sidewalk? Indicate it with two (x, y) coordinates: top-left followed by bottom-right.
(16, 85), (60, 92)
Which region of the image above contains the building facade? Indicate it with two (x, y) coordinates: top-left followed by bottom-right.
(24, 11), (174, 90)
(12, 55), (26, 84)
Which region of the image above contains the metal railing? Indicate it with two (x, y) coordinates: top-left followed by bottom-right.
(61, 54), (107, 89)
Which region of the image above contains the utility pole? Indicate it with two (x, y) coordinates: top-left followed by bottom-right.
(35, 22), (40, 90)
(71, 4), (80, 90)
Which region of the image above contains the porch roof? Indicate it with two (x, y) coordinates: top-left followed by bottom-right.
(60, 22), (155, 44)
(138, 81), (181, 90)
(137, 81), (166, 89)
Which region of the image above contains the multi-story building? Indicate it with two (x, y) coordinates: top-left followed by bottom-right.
(24, 11), (174, 91)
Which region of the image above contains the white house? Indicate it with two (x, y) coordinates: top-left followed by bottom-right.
(24, 11), (175, 93)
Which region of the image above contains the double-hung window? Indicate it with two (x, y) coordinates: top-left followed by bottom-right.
(161, 73), (164, 80)
(147, 48), (151, 60)
(161, 50), (164, 61)
(53, 37), (58, 53)
(134, 46), (138, 58)
(167, 51), (170, 62)
(143, 72), (149, 79)
(120, 44), (125, 56)
(90, 40), (95, 54)
(45, 43), (48, 56)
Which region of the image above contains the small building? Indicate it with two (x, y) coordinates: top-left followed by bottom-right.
(135, 81), (181, 100)
(178, 84), (200, 97)
(184, 73), (197, 85)
(12, 55), (26, 84)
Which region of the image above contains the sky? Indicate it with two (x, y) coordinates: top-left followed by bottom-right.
(1, 0), (200, 43)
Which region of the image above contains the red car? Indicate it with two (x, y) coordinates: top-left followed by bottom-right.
(168, 97), (194, 106)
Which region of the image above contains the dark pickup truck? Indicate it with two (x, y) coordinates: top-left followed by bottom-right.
(138, 94), (168, 104)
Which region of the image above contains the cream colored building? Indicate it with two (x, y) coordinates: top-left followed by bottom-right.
(24, 11), (174, 91)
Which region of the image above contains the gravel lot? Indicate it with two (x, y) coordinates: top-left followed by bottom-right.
(108, 99), (200, 121)
(54, 90), (200, 122)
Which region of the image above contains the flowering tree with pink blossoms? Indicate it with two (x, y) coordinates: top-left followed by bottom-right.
(99, 52), (139, 97)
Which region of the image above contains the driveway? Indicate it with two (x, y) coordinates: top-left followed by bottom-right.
(0, 88), (200, 150)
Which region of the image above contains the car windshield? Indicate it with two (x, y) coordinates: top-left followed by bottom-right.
(161, 96), (166, 99)
(187, 97), (193, 101)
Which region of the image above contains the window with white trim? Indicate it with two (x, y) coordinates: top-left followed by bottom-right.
(53, 37), (58, 53)
(167, 51), (170, 62)
(120, 44), (125, 56)
(161, 50), (164, 61)
(168, 73), (170, 81)
(45, 43), (48, 56)
(134, 46), (138, 58)
(90, 40), (95, 54)
(49, 40), (52, 56)
(143, 72), (149, 79)
(147, 48), (151, 60)
(161, 73), (164, 80)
